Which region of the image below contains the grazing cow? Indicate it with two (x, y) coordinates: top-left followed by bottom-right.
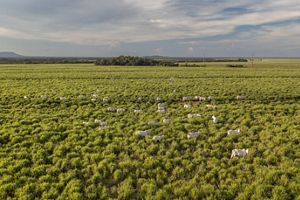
(199, 96), (206, 101)
(184, 104), (192, 108)
(158, 103), (167, 113)
(94, 120), (108, 127)
(182, 96), (193, 101)
(187, 131), (200, 139)
(41, 95), (48, 99)
(227, 129), (240, 135)
(158, 103), (166, 109)
(117, 108), (126, 113)
(231, 149), (249, 158)
(135, 130), (149, 137)
(107, 107), (117, 112)
(206, 104), (217, 109)
(156, 97), (163, 102)
(187, 113), (201, 118)
(148, 120), (159, 126)
(78, 95), (85, 100)
(163, 118), (171, 123)
(207, 96), (215, 101)
(103, 97), (111, 103)
(212, 116), (218, 124)
(82, 121), (89, 125)
(137, 97), (143, 102)
(134, 109), (142, 113)
(153, 135), (164, 142)
(236, 95), (246, 100)
(60, 97), (67, 101)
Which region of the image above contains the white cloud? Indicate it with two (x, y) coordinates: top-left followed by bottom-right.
(0, 27), (35, 40)
(0, 0), (299, 56)
(124, 0), (167, 10)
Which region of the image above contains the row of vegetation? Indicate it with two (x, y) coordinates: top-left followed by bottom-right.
(226, 64), (246, 68)
(0, 56), (248, 65)
(146, 56), (249, 63)
(180, 63), (207, 67)
(0, 58), (96, 64)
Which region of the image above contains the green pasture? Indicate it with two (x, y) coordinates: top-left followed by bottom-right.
(182, 58), (300, 68)
(0, 60), (299, 199)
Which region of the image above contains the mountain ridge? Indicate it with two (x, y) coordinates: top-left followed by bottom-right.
(0, 52), (24, 58)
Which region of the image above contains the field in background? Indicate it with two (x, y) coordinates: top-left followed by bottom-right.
(0, 59), (299, 199)
(181, 58), (300, 67)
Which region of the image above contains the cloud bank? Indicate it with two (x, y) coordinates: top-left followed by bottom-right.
(0, 0), (299, 56)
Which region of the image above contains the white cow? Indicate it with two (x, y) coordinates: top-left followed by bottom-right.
(187, 131), (200, 139)
(236, 95), (246, 100)
(187, 113), (201, 118)
(158, 103), (167, 113)
(199, 96), (206, 101)
(92, 94), (98, 98)
(182, 96), (193, 101)
(207, 96), (215, 101)
(103, 96), (111, 103)
(24, 96), (28, 99)
(107, 107), (116, 112)
(153, 135), (164, 142)
(148, 120), (159, 126)
(117, 108), (126, 113)
(40, 95), (48, 99)
(82, 121), (89, 125)
(184, 104), (192, 108)
(158, 103), (167, 109)
(163, 118), (171, 123)
(227, 129), (240, 135)
(231, 149), (249, 158)
(212, 116), (218, 124)
(135, 130), (149, 137)
(60, 97), (67, 101)
(206, 104), (217, 109)
(78, 95), (85, 100)
(94, 120), (108, 127)
(137, 97), (143, 102)
(156, 97), (163, 102)
(134, 109), (142, 113)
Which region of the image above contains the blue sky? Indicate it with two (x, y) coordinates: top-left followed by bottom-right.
(0, 0), (300, 57)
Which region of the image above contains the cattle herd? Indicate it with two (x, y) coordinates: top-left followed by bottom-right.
(81, 95), (250, 159)
(24, 93), (250, 159)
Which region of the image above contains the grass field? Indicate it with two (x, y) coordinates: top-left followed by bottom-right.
(0, 60), (299, 199)
(183, 58), (300, 67)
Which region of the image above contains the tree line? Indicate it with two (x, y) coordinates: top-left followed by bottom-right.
(0, 56), (248, 65)
(95, 56), (179, 66)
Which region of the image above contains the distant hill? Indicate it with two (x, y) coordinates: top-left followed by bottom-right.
(0, 52), (24, 58)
